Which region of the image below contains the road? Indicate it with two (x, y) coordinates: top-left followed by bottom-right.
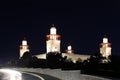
(22, 71), (61, 80)
(1, 68), (119, 80)
(14, 68), (119, 80)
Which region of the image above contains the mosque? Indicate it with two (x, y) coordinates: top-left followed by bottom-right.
(19, 25), (112, 63)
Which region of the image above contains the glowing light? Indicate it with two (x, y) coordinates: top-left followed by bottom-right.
(0, 69), (22, 80)
(22, 40), (27, 45)
(52, 47), (57, 52)
(103, 37), (108, 43)
(68, 45), (72, 50)
(46, 40), (60, 53)
(50, 27), (56, 34)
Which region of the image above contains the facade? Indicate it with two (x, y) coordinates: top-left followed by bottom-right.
(46, 24), (61, 53)
(19, 24), (112, 63)
(35, 53), (90, 63)
(35, 25), (90, 63)
(19, 38), (29, 58)
(100, 36), (112, 58)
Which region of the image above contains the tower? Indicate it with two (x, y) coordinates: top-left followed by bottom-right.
(100, 36), (111, 58)
(19, 38), (30, 58)
(66, 44), (74, 54)
(46, 24), (61, 53)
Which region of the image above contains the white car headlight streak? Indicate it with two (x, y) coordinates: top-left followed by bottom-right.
(0, 69), (22, 80)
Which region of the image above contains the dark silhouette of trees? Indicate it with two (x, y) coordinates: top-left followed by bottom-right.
(19, 51), (32, 67)
(28, 56), (47, 68)
(62, 58), (76, 70)
(19, 52), (47, 68)
(81, 53), (107, 74)
(81, 53), (120, 78)
(46, 52), (79, 70)
(46, 52), (63, 69)
(76, 58), (83, 70)
(109, 55), (120, 77)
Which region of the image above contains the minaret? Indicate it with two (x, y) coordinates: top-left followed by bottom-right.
(66, 44), (74, 54)
(100, 36), (112, 58)
(19, 38), (30, 58)
(46, 24), (61, 53)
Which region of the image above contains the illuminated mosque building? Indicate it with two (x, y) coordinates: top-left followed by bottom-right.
(46, 24), (61, 53)
(19, 24), (112, 63)
(19, 38), (30, 59)
(100, 36), (111, 58)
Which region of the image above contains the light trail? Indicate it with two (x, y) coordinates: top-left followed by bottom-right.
(22, 71), (45, 80)
(0, 69), (22, 80)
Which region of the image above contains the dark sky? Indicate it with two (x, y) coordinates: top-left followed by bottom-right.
(0, 1), (120, 63)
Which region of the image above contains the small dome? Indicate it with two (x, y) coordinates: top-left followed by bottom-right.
(103, 35), (108, 43)
(50, 24), (57, 34)
(22, 38), (27, 45)
(68, 45), (72, 50)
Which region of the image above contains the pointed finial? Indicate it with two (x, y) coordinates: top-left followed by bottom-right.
(52, 24), (55, 27)
(104, 35), (107, 38)
(23, 37), (26, 40)
(68, 43), (71, 46)
(68, 41), (72, 46)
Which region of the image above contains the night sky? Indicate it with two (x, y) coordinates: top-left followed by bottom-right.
(0, 1), (120, 63)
